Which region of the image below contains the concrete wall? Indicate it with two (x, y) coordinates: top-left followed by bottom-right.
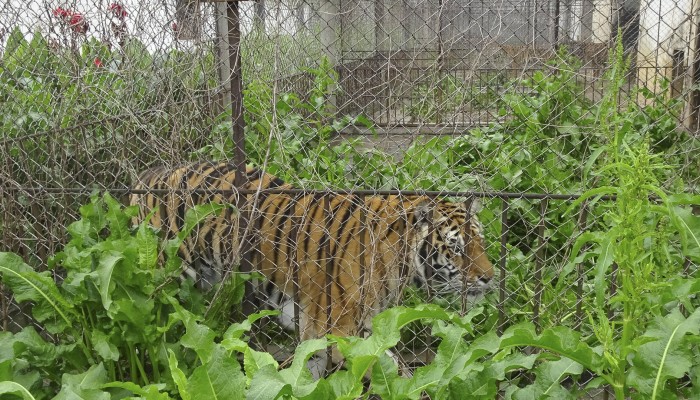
(636, 0), (692, 103)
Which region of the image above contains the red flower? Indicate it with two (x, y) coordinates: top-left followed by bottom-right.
(108, 3), (128, 19)
(69, 12), (89, 34)
(52, 7), (70, 20)
(94, 58), (103, 68)
(54, 7), (89, 34)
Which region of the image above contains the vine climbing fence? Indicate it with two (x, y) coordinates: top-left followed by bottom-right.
(1, 0), (700, 398)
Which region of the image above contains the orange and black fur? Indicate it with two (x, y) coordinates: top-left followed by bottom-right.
(130, 161), (494, 347)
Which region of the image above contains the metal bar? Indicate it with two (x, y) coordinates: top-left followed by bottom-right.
(553, 0), (560, 48)
(533, 198), (548, 333)
(498, 198), (509, 335)
(226, 0), (255, 318)
(1, 186), (620, 201)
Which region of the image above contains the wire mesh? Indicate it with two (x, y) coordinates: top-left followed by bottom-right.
(1, 0), (699, 398)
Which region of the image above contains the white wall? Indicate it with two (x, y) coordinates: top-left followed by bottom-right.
(637, 0), (692, 100)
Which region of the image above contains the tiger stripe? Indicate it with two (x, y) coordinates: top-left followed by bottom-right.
(130, 161), (494, 344)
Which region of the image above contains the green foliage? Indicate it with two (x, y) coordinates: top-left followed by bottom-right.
(241, 30), (323, 82)
(2, 25), (700, 400)
(558, 37), (700, 399)
(3, 299), (698, 398)
(1, 170), (699, 399)
(0, 28), (219, 189)
(406, 72), (504, 124)
(0, 193), (231, 398)
(195, 56), (390, 189)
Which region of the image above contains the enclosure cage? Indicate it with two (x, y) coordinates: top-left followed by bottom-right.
(1, 0), (699, 398)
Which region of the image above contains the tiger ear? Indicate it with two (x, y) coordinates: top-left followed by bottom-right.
(413, 201), (433, 226)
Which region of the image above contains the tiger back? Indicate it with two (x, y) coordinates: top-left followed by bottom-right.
(130, 162), (494, 342)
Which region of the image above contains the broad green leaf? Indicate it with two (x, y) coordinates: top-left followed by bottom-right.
(222, 310), (279, 345)
(246, 364), (293, 400)
(279, 338), (329, 397)
(111, 297), (155, 341)
(104, 192), (133, 240)
(644, 277), (700, 310)
(671, 206), (700, 262)
(370, 352), (413, 400)
(242, 347), (278, 384)
(102, 381), (172, 399)
(569, 232), (600, 268)
(326, 370), (363, 400)
(488, 352), (539, 381)
(582, 145), (607, 181)
(176, 304), (217, 364)
(246, 338), (329, 400)
(0, 252), (75, 333)
(12, 327), (82, 371)
(449, 352), (539, 399)
(509, 358), (583, 400)
(168, 349), (191, 400)
(412, 323), (500, 398)
(627, 308), (700, 398)
(337, 305), (468, 380)
(206, 272), (258, 325)
(137, 220), (159, 271)
(565, 186), (618, 215)
(0, 381), (36, 400)
(54, 363), (110, 400)
(447, 368), (498, 400)
(499, 323), (604, 373)
(4, 27), (26, 60)
(0, 362), (40, 397)
(187, 345), (245, 400)
(339, 305), (457, 361)
(0, 332), (15, 363)
(95, 251), (123, 311)
(91, 330), (119, 362)
(593, 236), (615, 309)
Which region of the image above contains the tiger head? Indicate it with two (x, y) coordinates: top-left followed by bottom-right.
(411, 199), (494, 300)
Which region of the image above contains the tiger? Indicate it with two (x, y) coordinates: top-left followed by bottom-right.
(129, 161), (494, 371)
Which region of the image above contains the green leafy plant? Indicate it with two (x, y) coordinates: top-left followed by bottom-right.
(551, 37), (700, 399)
(406, 71), (504, 124)
(195, 56), (388, 189)
(0, 193), (229, 398)
(0, 25), (222, 265)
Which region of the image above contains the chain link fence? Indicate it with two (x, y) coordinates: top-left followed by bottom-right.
(1, 0), (699, 398)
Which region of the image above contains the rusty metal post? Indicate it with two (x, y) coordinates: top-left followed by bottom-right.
(225, 1), (255, 317)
